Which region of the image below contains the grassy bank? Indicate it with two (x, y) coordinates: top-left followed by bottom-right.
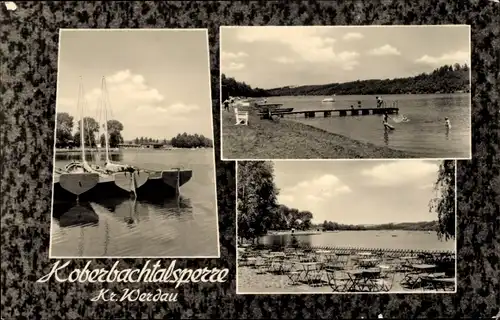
(222, 110), (415, 159)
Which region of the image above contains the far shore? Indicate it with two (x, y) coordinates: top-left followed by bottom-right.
(55, 146), (212, 153)
(266, 229), (437, 236)
(222, 110), (415, 159)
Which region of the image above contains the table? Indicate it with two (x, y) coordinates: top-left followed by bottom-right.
(345, 268), (382, 292)
(358, 252), (373, 257)
(316, 250), (332, 254)
(298, 262), (323, 285)
(359, 258), (378, 268)
(400, 264), (437, 289)
(422, 277), (455, 291)
(324, 253), (337, 263)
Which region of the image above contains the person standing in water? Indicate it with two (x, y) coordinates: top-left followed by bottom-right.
(383, 111), (391, 127)
(445, 117), (452, 129)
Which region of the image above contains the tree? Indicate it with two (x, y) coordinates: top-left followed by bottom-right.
(429, 160), (456, 240)
(56, 112), (74, 148)
(237, 161), (279, 243)
(74, 117), (99, 148)
(106, 119), (124, 148)
(221, 73), (271, 98)
(170, 132), (213, 148)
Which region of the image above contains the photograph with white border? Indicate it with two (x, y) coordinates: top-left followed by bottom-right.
(236, 160), (456, 294)
(50, 29), (219, 258)
(220, 25), (471, 160)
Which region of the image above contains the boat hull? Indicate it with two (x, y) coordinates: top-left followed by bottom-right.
(53, 169), (193, 203)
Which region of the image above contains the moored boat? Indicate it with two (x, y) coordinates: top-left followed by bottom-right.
(53, 76), (193, 203)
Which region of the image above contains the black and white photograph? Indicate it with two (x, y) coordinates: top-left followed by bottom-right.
(237, 160), (456, 294)
(220, 26), (471, 160)
(50, 29), (219, 258)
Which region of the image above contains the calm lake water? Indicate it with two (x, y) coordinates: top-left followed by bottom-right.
(265, 93), (470, 158)
(50, 148), (219, 257)
(260, 230), (455, 251)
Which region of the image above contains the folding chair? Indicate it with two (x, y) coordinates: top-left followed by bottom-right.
(234, 108), (249, 125)
(374, 267), (396, 292)
(325, 266), (349, 292)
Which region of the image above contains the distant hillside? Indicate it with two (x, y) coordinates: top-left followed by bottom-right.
(265, 64), (470, 96)
(319, 220), (439, 231)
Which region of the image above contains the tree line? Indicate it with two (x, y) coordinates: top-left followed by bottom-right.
(56, 112), (124, 148)
(223, 64), (470, 97)
(221, 73), (271, 100)
(237, 160), (456, 244)
(132, 137), (169, 145)
(56, 112), (213, 149)
(131, 134), (213, 148)
(319, 220), (439, 232)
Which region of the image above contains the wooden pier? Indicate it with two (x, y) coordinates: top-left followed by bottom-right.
(280, 107), (399, 118)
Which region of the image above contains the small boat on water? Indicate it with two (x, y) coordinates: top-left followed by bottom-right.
(255, 103), (294, 113)
(322, 95), (336, 103)
(53, 77), (192, 203)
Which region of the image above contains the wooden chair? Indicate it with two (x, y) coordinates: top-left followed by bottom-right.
(325, 265), (350, 292)
(234, 108), (249, 125)
(374, 266), (396, 292)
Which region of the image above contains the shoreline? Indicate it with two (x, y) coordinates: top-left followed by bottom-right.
(54, 147), (212, 153)
(222, 111), (416, 159)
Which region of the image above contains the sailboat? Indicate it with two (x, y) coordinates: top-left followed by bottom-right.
(93, 76), (193, 198)
(53, 78), (100, 203)
(53, 76), (193, 202)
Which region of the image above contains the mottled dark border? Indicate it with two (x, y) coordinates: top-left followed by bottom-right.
(1, 1), (499, 319)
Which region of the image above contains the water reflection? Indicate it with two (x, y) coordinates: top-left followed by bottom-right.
(52, 195), (194, 257)
(384, 128), (389, 146)
(54, 202), (99, 228)
(445, 127), (450, 140)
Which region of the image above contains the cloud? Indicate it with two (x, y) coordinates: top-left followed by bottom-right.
(368, 44), (401, 56)
(222, 62), (245, 71)
(360, 161), (439, 187)
(343, 32), (364, 40)
(279, 174), (352, 206)
(415, 50), (470, 66)
(220, 51), (248, 60)
(273, 56), (295, 64)
(221, 51), (248, 72)
(235, 27), (359, 68)
(56, 69), (200, 137)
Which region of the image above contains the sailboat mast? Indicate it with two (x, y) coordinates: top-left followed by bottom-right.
(79, 79), (86, 163)
(102, 77), (111, 163)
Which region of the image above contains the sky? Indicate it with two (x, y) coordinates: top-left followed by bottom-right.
(220, 26), (470, 89)
(56, 30), (213, 140)
(271, 160), (450, 225)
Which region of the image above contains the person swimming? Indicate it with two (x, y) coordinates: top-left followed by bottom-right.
(445, 117), (452, 128)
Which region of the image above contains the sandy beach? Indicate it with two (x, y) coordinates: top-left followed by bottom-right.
(222, 110), (414, 159)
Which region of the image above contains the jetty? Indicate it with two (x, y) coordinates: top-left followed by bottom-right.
(269, 107), (399, 119)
